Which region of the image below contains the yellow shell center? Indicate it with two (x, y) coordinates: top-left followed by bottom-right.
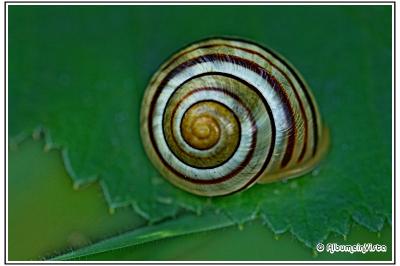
(185, 116), (220, 149)
(174, 100), (240, 167)
(181, 101), (239, 151)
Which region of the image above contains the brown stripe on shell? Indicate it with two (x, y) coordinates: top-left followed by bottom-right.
(150, 53), (294, 170)
(159, 87), (257, 184)
(160, 40), (316, 161)
(241, 39), (320, 156)
(149, 71), (276, 188)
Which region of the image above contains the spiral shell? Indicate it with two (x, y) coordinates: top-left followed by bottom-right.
(141, 38), (329, 197)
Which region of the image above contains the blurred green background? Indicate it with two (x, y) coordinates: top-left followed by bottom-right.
(8, 5), (392, 261)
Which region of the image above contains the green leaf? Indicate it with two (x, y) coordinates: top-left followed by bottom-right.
(52, 212), (235, 260)
(10, 140), (391, 261)
(9, 5), (392, 251)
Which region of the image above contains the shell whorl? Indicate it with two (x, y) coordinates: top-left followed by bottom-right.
(141, 38), (329, 197)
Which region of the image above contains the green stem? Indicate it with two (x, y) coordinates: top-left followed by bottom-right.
(52, 212), (235, 261)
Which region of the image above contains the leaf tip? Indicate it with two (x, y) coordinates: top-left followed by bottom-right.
(73, 182), (80, 190)
(44, 143), (53, 152)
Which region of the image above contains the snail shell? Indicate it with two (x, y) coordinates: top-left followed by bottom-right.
(141, 37), (329, 197)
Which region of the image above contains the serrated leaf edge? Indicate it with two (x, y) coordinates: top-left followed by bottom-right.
(9, 127), (392, 254)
